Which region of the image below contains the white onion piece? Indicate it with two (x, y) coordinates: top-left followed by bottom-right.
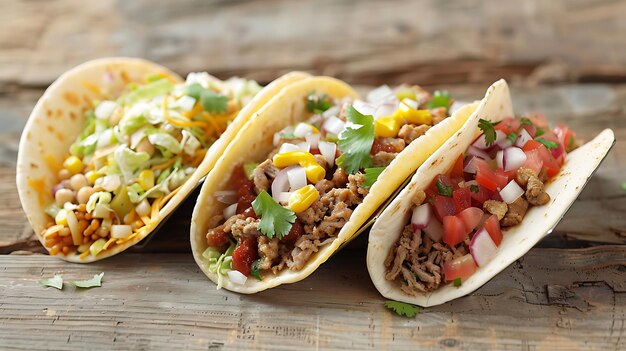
(367, 85), (394, 103)
(227, 270), (248, 285)
(214, 190), (237, 204)
(111, 224), (133, 239)
(273, 133), (281, 146)
(98, 175), (121, 192)
(470, 228), (498, 267)
(352, 100), (376, 116)
(305, 133), (320, 149)
(66, 210), (82, 246)
(473, 130), (506, 149)
(296, 141), (311, 152)
(271, 168), (291, 201)
(411, 203), (432, 230)
(467, 146), (491, 160)
(402, 98), (418, 109)
(309, 114), (322, 125)
(277, 192), (292, 204)
(223, 203), (237, 219)
(323, 116), (346, 136)
(176, 95), (196, 112)
(496, 150), (505, 170)
(95, 100), (118, 120)
(322, 106), (340, 119)
(136, 199), (151, 217)
(318, 141), (337, 167)
(502, 147), (527, 172)
(97, 129), (114, 148)
(287, 166), (307, 191)
(499, 180), (525, 204)
(497, 134), (514, 149)
(294, 123), (315, 138)
(374, 102), (398, 119)
(278, 143), (300, 154)
(93, 203), (111, 219)
(423, 217), (443, 242)
(515, 129), (533, 148)
(463, 156), (478, 174)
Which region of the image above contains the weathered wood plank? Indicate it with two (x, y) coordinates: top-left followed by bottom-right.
(0, 248), (624, 350)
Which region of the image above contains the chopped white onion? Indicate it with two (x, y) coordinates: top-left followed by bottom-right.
(473, 130), (506, 150)
(130, 128), (147, 149)
(227, 270), (248, 285)
(318, 141), (337, 168)
(223, 203), (237, 219)
(93, 203), (111, 219)
(278, 143), (301, 154)
(496, 150), (505, 170)
(499, 180), (525, 204)
(66, 210), (82, 246)
(136, 199), (151, 217)
(176, 95), (196, 112)
(322, 106), (340, 119)
(271, 168), (291, 201)
(296, 141), (311, 152)
(463, 156), (478, 174)
(515, 129), (533, 148)
(423, 217), (443, 242)
(97, 129), (114, 148)
(366, 85), (394, 103)
(305, 133), (320, 149)
(502, 147), (527, 172)
(467, 146), (491, 160)
(294, 123), (315, 138)
(273, 133), (281, 146)
(401, 98), (418, 110)
(411, 203), (432, 230)
(352, 100), (376, 116)
(374, 102), (398, 120)
(287, 166), (307, 191)
(215, 190), (237, 205)
(95, 101), (119, 120)
(470, 228), (498, 267)
(277, 192), (292, 204)
(111, 224), (133, 239)
(96, 175), (121, 192)
(323, 116), (346, 136)
(309, 114), (322, 126)
(497, 134), (514, 149)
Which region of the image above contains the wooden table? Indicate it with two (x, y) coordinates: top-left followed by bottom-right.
(1, 1), (625, 350)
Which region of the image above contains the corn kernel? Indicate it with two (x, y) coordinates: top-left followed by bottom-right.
(397, 102), (432, 125)
(272, 151), (326, 183)
(375, 116), (402, 138)
(288, 185), (319, 213)
(137, 169), (155, 191)
(63, 156), (84, 175)
(85, 170), (103, 185)
(55, 209), (68, 226)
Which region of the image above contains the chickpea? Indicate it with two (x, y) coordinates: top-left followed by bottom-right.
(136, 138), (155, 156)
(58, 169), (71, 181)
(55, 188), (75, 207)
(70, 174), (88, 191)
(76, 186), (95, 204)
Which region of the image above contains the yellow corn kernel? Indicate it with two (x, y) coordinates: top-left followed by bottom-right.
(85, 170), (102, 185)
(63, 156), (84, 175)
(55, 209), (68, 226)
(272, 151), (326, 183)
(395, 89), (416, 102)
(137, 169), (155, 191)
(375, 116), (402, 138)
(288, 185), (319, 213)
(397, 102), (432, 125)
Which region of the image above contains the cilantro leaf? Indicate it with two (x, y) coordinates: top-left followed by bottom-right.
(478, 119), (500, 147)
(453, 278), (462, 287)
(363, 167), (385, 189)
(252, 191), (296, 239)
(336, 106), (375, 174)
(436, 180), (453, 197)
(384, 300), (421, 318)
(250, 259), (263, 281)
(71, 272), (104, 288)
(426, 90), (451, 109)
(519, 117), (532, 126)
(535, 128), (545, 137)
(470, 184), (479, 193)
(185, 83), (228, 114)
(306, 92), (332, 113)
(39, 274), (63, 290)
(507, 132), (518, 144)
(536, 137), (559, 150)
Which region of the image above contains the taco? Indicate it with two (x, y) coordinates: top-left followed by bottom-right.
(367, 79), (615, 306)
(16, 57), (310, 262)
(190, 76), (483, 293)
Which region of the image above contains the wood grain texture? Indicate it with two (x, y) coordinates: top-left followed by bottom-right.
(0, 249), (624, 351)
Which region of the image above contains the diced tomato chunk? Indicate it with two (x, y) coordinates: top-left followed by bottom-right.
(522, 149), (543, 175)
(470, 184), (494, 205)
(434, 195), (457, 220)
(475, 158), (508, 192)
(554, 124), (577, 152)
(521, 123), (536, 138)
(443, 215), (468, 247)
(495, 117), (521, 135)
(452, 187), (472, 213)
(495, 168), (516, 183)
(522, 139), (542, 153)
(280, 220), (303, 245)
(457, 207), (484, 232)
(206, 228), (229, 249)
(482, 214), (503, 246)
(450, 155), (465, 178)
(443, 254), (477, 282)
(231, 237), (258, 276)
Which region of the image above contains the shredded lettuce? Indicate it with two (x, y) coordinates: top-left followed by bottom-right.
(118, 79), (174, 107)
(225, 77), (262, 106)
(126, 183), (145, 203)
(208, 242), (236, 290)
(181, 130), (200, 155)
(86, 191), (112, 213)
(146, 130), (182, 154)
(114, 145), (150, 183)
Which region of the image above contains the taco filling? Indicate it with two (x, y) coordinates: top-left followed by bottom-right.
(41, 73), (262, 259)
(384, 114), (580, 295)
(202, 85), (455, 286)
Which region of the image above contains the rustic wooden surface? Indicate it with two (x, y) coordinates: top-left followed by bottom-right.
(1, 0), (625, 350)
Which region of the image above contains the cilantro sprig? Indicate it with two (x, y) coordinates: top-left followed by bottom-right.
(536, 137), (559, 150)
(436, 180), (453, 197)
(336, 106), (375, 174)
(384, 300), (422, 318)
(306, 92), (332, 113)
(363, 167), (386, 189)
(506, 132), (518, 144)
(453, 278), (462, 287)
(252, 191), (296, 239)
(250, 259), (263, 281)
(470, 184), (480, 193)
(478, 119), (501, 147)
(426, 90), (451, 109)
(185, 83), (228, 114)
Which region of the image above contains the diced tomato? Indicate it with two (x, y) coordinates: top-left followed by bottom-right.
(536, 144), (561, 178)
(521, 123), (536, 138)
(434, 195), (457, 220)
(443, 254), (477, 282)
(482, 214), (503, 246)
(475, 158), (508, 191)
(310, 148), (321, 155)
(452, 187), (472, 213)
(231, 237), (258, 276)
(522, 149), (543, 175)
(470, 184), (494, 205)
(554, 124), (577, 152)
(443, 215), (468, 246)
(457, 207), (484, 232)
(230, 165), (258, 218)
(521, 139), (542, 152)
(495, 117), (521, 135)
(206, 228), (229, 249)
(450, 155), (465, 179)
(370, 138), (398, 154)
(495, 168), (516, 182)
(280, 220), (303, 245)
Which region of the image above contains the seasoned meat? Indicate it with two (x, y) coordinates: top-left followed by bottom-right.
(501, 197), (529, 227)
(429, 107), (448, 125)
(252, 159), (279, 194)
(314, 179), (334, 195)
(331, 167), (348, 188)
(526, 176), (550, 206)
(483, 200), (508, 221)
(223, 214), (260, 239)
(385, 225), (417, 280)
(258, 236), (279, 270)
(347, 173), (369, 197)
(288, 234), (320, 271)
(515, 167), (536, 188)
(372, 151), (397, 167)
(314, 202), (352, 237)
(398, 124), (430, 144)
(381, 137), (406, 152)
(314, 154), (328, 170)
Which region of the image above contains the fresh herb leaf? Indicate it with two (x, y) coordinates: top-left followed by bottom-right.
(71, 272), (104, 288)
(535, 128), (545, 137)
(363, 167), (386, 189)
(470, 184), (479, 193)
(436, 180), (453, 197)
(306, 92), (332, 113)
(519, 117), (532, 126)
(426, 90), (451, 109)
(478, 119), (500, 147)
(336, 106), (375, 174)
(250, 259), (263, 281)
(384, 300), (421, 318)
(507, 132), (518, 143)
(536, 137), (559, 150)
(39, 274), (63, 290)
(453, 278), (462, 287)
(279, 132), (296, 140)
(185, 83), (228, 114)
(252, 191), (296, 239)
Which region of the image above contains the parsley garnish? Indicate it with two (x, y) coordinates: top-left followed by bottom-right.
(252, 191), (296, 239)
(536, 137), (559, 150)
(453, 278), (462, 287)
(535, 128), (545, 137)
(436, 180), (453, 197)
(250, 260), (263, 281)
(71, 272), (104, 288)
(470, 184), (479, 193)
(39, 274), (63, 290)
(306, 92), (332, 113)
(478, 119), (501, 147)
(336, 106), (375, 174)
(426, 90), (451, 109)
(384, 300), (421, 318)
(185, 83), (228, 114)
(363, 167), (385, 188)
(519, 117), (532, 126)
(507, 132), (517, 143)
